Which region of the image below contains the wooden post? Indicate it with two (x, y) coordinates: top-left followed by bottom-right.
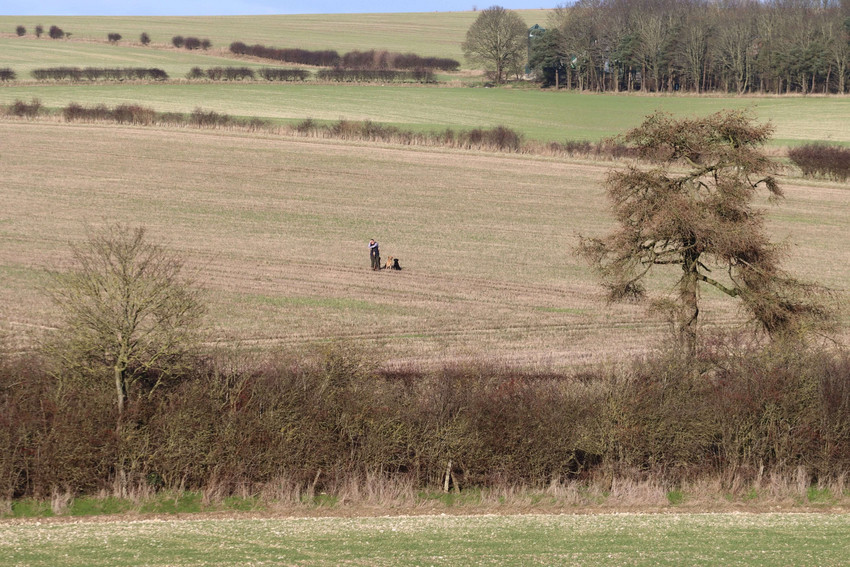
(443, 460), (452, 493)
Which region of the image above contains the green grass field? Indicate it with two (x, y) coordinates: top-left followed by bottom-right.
(3, 84), (850, 145)
(2, 513), (849, 566)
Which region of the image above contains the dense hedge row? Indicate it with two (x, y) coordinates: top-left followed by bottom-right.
(340, 49), (460, 72)
(257, 68), (310, 81)
(316, 68), (436, 83)
(0, 68), (16, 81)
(2, 341), (848, 498)
(230, 42), (340, 67)
(788, 144), (850, 182)
(186, 67), (310, 81)
(31, 67), (168, 81)
(229, 41), (459, 72)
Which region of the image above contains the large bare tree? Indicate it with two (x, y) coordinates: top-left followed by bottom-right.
(580, 110), (831, 353)
(48, 224), (205, 417)
(462, 6), (529, 84)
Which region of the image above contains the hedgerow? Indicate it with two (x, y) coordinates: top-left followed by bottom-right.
(1, 340), (848, 498)
(31, 67), (168, 81)
(229, 41), (459, 72)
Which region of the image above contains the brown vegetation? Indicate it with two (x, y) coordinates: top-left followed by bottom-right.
(789, 143), (850, 182)
(2, 339), (849, 500)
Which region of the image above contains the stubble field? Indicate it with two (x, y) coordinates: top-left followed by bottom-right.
(2, 120), (848, 367)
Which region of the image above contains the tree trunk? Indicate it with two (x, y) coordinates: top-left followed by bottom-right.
(679, 251), (700, 356)
(115, 364), (126, 416)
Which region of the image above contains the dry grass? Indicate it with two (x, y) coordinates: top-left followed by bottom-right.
(1, 120), (848, 367)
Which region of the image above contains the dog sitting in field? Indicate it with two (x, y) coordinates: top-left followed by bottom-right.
(384, 256), (402, 270)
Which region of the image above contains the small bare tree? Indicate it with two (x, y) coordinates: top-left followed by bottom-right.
(580, 110), (831, 353)
(48, 224), (205, 417)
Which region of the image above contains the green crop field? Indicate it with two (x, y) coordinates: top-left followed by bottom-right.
(2, 513), (849, 566)
(2, 84), (850, 145)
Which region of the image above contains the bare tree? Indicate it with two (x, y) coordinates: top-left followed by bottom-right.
(580, 111), (831, 353)
(47, 224), (205, 417)
(462, 6), (528, 84)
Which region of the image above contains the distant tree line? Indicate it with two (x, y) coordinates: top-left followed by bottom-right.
(230, 41), (460, 71)
(529, 0), (850, 94)
(30, 67), (168, 81)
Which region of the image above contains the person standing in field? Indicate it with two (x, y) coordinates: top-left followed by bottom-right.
(369, 239), (381, 270)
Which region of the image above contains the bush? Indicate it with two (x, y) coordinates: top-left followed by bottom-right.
(48, 25), (64, 39)
(202, 67), (255, 81)
(140, 32), (150, 45)
(788, 143), (850, 182)
(229, 41), (341, 67)
(16, 25), (26, 37)
(258, 68), (309, 81)
(171, 35), (184, 48)
(8, 98), (42, 118)
(2, 341), (850, 497)
(107, 33), (121, 43)
(184, 37), (201, 50)
(316, 68), (435, 83)
(458, 126), (523, 152)
(201, 38), (211, 50)
(35, 25), (43, 38)
(0, 68), (16, 82)
(111, 104), (156, 125)
(31, 67), (168, 82)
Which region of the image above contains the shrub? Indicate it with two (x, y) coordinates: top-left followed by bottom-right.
(31, 67), (168, 82)
(0, 68), (16, 82)
(458, 126), (522, 152)
(316, 68), (434, 83)
(16, 25), (26, 36)
(140, 32), (150, 45)
(35, 25), (43, 37)
(171, 35), (184, 48)
(202, 67), (255, 81)
(111, 104), (156, 125)
(788, 143), (850, 182)
(339, 49), (460, 72)
(184, 36), (201, 50)
(107, 33), (121, 43)
(200, 38), (211, 50)
(48, 25), (64, 39)
(189, 108), (231, 128)
(187, 67), (205, 79)
(8, 98), (42, 118)
(258, 68), (309, 81)
(229, 41), (341, 67)
(62, 102), (111, 122)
